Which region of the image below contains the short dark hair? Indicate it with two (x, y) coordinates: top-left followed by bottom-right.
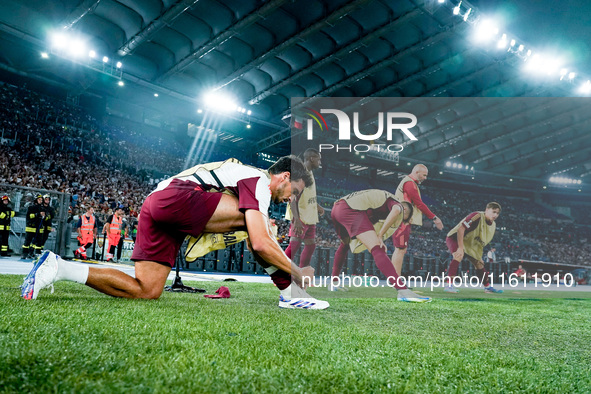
(268, 155), (313, 187)
(303, 148), (320, 159)
(401, 201), (413, 223)
(486, 202), (502, 211)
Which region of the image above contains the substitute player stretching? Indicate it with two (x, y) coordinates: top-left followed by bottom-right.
(444, 202), (503, 294)
(392, 164), (443, 276)
(285, 149), (324, 267)
(331, 189), (431, 302)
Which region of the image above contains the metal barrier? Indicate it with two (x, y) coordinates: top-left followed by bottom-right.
(95, 237), (590, 284)
(0, 183), (70, 256)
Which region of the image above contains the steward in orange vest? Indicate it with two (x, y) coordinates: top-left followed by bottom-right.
(105, 206), (125, 262)
(75, 206), (98, 260)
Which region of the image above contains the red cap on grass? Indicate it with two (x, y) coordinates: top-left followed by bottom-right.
(204, 286), (231, 299)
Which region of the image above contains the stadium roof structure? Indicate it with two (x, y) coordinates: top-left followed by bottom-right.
(0, 0), (590, 189)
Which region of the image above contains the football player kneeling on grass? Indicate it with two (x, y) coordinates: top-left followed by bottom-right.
(21, 156), (329, 310)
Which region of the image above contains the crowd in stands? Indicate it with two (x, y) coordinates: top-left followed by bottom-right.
(0, 82), (187, 219)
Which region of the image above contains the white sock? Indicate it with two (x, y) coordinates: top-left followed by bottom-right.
(279, 284), (292, 298)
(56, 256), (89, 284)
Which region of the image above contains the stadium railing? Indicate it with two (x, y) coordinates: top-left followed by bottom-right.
(0, 183), (70, 256)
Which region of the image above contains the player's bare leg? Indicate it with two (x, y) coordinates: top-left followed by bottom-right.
(22, 250), (171, 300)
(86, 261), (171, 299)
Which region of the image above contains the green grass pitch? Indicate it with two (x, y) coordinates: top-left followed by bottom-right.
(1, 274), (590, 393)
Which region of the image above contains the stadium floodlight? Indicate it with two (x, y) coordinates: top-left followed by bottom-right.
(569, 72), (576, 80)
(204, 91), (238, 112)
(526, 49), (532, 56)
(116, 61), (122, 68)
(41, 52), (49, 59)
(463, 8), (471, 22)
(510, 39), (516, 47)
(445, 161), (451, 167)
(452, 163), (458, 168)
(497, 34), (508, 49)
(89, 50), (96, 58)
(579, 80), (591, 94)
(438, 0), (444, 3)
(542, 58), (562, 76)
(458, 164), (463, 169)
(439, 171), (443, 174)
(197, 109), (203, 113)
(117, 80), (124, 86)
(550, 176), (581, 185)
(50, 32), (67, 49)
(102, 56), (109, 63)
(247, 110), (252, 115)
(453, 1), (461, 15)
(473, 19), (499, 43)
(560, 68), (568, 80)
(524, 54), (542, 72)
(68, 39), (86, 57)
(154, 93), (159, 97)
(246, 124), (251, 129)
(509, 178), (513, 182)
(518, 44), (524, 52)
(470, 166), (474, 171)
